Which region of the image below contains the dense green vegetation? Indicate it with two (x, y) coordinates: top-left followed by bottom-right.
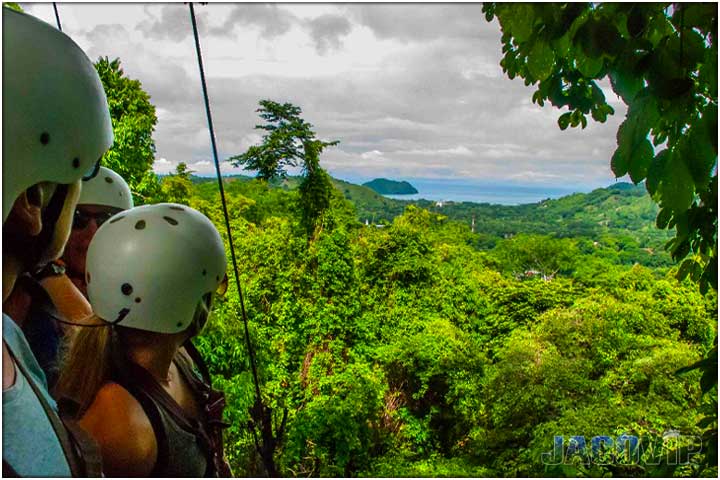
(483, 2), (717, 294)
(83, 57), (715, 475)
(197, 175), (676, 269)
(362, 178), (418, 195)
(176, 173), (717, 477)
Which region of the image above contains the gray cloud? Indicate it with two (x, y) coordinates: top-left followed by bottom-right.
(304, 14), (352, 55)
(136, 4), (208, 42)
(20, 3), (627, 187)
(208, 4), (296, 39)
(346, 4), (492, 42)
(82, 23), (129, 58)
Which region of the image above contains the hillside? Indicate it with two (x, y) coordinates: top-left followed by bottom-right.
(362, 178), (418, 195)
(152, 167), (719, 477)
(192, 174), (672, 267)
(185, 175), (715, 477)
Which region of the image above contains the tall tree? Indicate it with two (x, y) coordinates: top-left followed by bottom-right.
(95, 57), (160, 204)
(161, 162), (195, 205)
(493, 234), (579, 280)
(229, 100), (339, 236)
(483, 3), (717, 294)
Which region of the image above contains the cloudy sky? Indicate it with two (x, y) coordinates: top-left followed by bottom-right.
(22, 2), (629, 190)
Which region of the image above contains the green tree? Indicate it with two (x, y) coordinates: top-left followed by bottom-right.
(492, 234), (579, 280)
(95, 57), (160, 204)
(298, 140), (335, 237)
(160, 162), (194, 205)
(483, 3), (717, 294)
(229, 100), (340, 237)
(228, 100), (338, 181)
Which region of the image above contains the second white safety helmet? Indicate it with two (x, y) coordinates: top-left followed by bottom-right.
(86, 203), (227, 334)
(78, 167), (133, 211)
(2, 8), (113, 222)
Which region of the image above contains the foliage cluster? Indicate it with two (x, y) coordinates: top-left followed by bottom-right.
(94, 57), (162, 204)
(188, 175), (717, 477)
(482, 2), (717, 293)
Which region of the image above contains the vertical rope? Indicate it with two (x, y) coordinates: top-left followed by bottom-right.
(187, 1), (263, 414)
(52, 2), (62, 31)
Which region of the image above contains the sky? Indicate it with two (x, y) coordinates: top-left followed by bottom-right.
(22, 2), (630, 191)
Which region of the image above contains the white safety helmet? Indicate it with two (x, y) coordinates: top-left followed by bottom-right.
(78, 167), (133, 211)
(2, 8), (113, 222)
(86, 203), (227, 334)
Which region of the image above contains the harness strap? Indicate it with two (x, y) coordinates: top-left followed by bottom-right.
(178, 343), (233, 477)
(183, 339), (212, 384)
(4, 342), (84, 476)
(121, 383), (170, 477)
(111, 337), (230, 477)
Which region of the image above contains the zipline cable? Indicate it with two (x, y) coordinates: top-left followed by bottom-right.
(52, 3), (62, 31)
(187, 1), (264, 418)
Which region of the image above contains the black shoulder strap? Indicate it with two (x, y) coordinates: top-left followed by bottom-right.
(183, 339), (213, 385)
(178, 342), (233, 477)
(4, 342), (82, 476)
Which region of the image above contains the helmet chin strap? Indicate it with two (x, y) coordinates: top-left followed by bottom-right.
(30, 183), (71, 271)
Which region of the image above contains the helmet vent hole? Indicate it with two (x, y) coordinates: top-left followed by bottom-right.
(163, 216), (178, 226)
(72, 158), (80, 168)
(105, 176), (114, 184)
(40, 132), (50, 145)
(109, 216), (125, 224)
(202, 269), (207, 276)
(121, 283), (133, 296)
(135, 220), (146, 230)
(135, 297), (142, 303)
(176, 322), (183, 328)
(87, 272), (91, 284)
(216, 275), (220, 281)
(169, 206), (185, 211)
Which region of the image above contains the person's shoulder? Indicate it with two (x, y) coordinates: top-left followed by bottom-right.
(79, 381), (158, 476)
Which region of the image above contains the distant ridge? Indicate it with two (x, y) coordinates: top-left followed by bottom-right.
(363, 178), (418, 195)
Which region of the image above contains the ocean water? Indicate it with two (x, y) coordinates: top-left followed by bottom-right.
(382, 179), (587, 205)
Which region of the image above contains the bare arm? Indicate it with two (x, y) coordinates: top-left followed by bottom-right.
(39, 274), (92, 330)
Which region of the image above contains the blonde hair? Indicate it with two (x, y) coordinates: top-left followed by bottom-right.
(55, 316), (112, 413)
(55, 297), (212, 416)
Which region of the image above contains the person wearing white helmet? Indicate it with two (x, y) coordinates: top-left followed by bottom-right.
(64, 166), (134, 296)
(56, 203), (232, 477)
(2, 7), (113, 477)
(6, 167), (133, 390)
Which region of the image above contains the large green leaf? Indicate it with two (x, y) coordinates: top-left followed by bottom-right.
(659, 151), (695, 214)
(615, 93), (659, 182)
(608, 54), (644, 103)
(646, 149), (670, 197)
(680, 121), (717, 190)
(500, 3), (535, 43)
(576, 52), (604, 78)
(611, 145), (628, 177)
(527, 41), (556, 82)
(627, 138), (654, 183)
